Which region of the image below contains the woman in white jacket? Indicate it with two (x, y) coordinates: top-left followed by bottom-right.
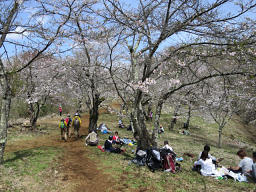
(194, 150), (216, 176)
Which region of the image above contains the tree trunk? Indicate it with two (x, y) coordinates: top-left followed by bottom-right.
(168, 105), (180, 131)
(152, 99), (164, 147)
(88, 93), (102, 132)
(0, 80), (11, 164)
(78, 99), (82, 113)
(30, 102), (40, 129)
(142, 104), (149, 121)
(218, 126), (223, 148)
(147, 103), (152, 119)
(185, 105), (192, 129)
(131, 90), (155, 150)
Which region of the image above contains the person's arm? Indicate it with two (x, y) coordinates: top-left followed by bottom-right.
(85, 134), (90, 141)
(209, 154), (216, 161)
(198, 152), (202, 160)
(194, 159), (202, 166)
(230, 160), (242, 170)
(230, 166), (241, 170)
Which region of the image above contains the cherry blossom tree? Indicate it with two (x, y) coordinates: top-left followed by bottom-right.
(101, 0), (256, 149)
(0, 0), (78, 164)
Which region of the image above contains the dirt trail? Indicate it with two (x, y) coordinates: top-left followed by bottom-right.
(6, 114), (112, 192)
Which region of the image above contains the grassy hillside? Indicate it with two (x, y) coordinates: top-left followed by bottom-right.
(0, 109), (255, 192)
(89, 111), (256, 192)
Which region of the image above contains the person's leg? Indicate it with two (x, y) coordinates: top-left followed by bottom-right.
(61, 129), (64, 140)
(68, 126), (71, 138)
(77, 127), (80, 138)
(88, 141), (98, 146)
(64, 130), (67, 141)
(192, 165), (201, 173)
(228, 168), (242, 173)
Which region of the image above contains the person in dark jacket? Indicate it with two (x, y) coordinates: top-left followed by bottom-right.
(104, 136), (121, 153)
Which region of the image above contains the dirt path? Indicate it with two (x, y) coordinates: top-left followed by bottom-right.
(6, 114), (112, 192)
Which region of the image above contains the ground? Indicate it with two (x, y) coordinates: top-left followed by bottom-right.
(0, 106), (256, 192)
(1, 114), (112, 192)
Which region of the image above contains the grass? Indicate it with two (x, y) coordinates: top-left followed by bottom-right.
(1, 108), (255, 192)
(87, 112), (256, 192)
(1, 132), (62, 192)
(4, 146), (61, 176)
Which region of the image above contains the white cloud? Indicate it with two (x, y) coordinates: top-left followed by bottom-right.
(6, 26), (29, 40)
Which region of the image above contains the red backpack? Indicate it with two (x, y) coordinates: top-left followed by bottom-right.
(163, 154), (176, 173)
(65, 118), (69, 125)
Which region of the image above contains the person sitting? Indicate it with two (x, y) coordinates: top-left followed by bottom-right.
(113, 131), (122, 145)
(104, 136), (121, 153)
(100, 123), (111, 134)
(194, 150), (216, 176)
(251, 152), (256, 182)
(161, 140), (173, 152)
(127, 123), (133, 131)
(118, 119), (123, 128)
(85, 131), (98, 146)
(158, 125), (164, 134)
(229, 149), (253, 174)
(198, 145), (217, 164)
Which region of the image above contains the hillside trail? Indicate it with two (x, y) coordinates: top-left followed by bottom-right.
(5, 114), (113, 192)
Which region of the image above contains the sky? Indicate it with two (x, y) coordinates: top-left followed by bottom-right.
(1, 0), (256, 60)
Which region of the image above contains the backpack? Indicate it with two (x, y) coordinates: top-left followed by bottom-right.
(163, 153), (176, 172)
(74, 118), (80, 128)
(65, 118), (71, 126)
(60, 121), (65, 129)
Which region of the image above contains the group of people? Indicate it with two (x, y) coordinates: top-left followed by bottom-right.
(82, 113), (256, 183)
(193, 145), (256, 182)
(85, 129), (124, 153)
(59, 112), (81, 141)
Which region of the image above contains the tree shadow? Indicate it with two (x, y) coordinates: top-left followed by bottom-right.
(4, 147), (47, 164)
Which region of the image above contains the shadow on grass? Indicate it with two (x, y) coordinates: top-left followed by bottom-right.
(122, 152), (134, 160)
(5, 149), (39, 164)
(4, 146), (58, 164)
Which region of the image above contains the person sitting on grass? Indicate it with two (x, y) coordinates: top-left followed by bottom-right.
(118, 119), (124, 128)
(251, 152), (256, 182)
(85, 130), (98, 146)
(113, 131), (123, 145)
(100, 123), (112, 134)
(198, 145), (217, 163)
(158, 125), (164, 134)
(194, 150), (216, 176)
(104, 136), (122, 153)
(161, 140), (173, 152)
(229, 149), (253, 174)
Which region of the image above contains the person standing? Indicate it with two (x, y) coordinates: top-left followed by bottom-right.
(59, 118), (67, 141)
(59, 106), (62, 116)
(72, 113), (81, 138)
(149, 111), (153, 121)
(65, 114), (72, 138)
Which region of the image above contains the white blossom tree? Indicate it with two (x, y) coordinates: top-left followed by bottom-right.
(0, 0), (78, 164)
(101, 0), (256, 149)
